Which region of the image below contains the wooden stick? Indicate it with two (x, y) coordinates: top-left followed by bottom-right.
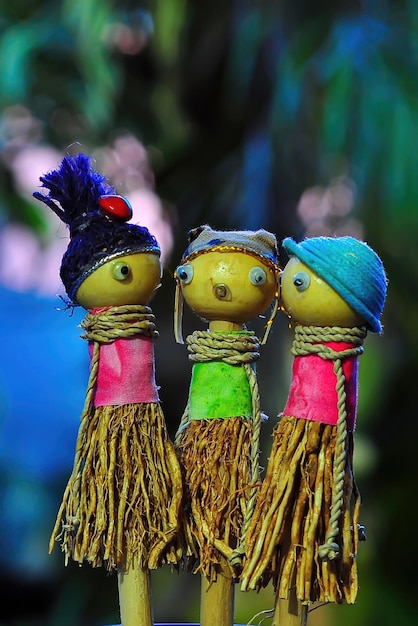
(118, 560), (153, 626)
(273, 591), (308, 626)
(200, 563), (235, 626)
(273, 529), (308, 626)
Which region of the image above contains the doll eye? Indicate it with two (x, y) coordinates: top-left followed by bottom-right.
(112, 261), (131, 281)
(176, 263), (194, 284)
(249, 266), (267, 286)
(293, 271), (310, 291)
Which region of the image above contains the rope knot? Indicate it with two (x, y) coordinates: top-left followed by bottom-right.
(229, 545), (246, 573)
(318, 541), (340, 561)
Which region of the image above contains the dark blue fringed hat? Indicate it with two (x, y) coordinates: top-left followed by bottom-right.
(34, 153), (160, 303)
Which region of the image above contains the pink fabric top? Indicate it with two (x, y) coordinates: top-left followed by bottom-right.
(281, 341), (358, 431)
(89, 335), (159, 407)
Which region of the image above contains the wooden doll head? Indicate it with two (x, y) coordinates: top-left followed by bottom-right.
(177, 250), (277, 324)
(174, 225), (280, 343)
(75, 251), (162, 309)
(281, 236), (387, 331)
(281, 257), (365, 327)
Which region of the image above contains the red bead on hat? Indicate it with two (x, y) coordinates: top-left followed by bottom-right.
(99, 195), (133, 222)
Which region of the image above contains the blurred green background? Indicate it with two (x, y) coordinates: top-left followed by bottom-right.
(0, 1), (417, 625)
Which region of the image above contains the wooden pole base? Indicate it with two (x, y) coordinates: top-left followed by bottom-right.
(118, 564), (153, 626)
(200, 572), (235, 626)
(272, 592), (308, 626)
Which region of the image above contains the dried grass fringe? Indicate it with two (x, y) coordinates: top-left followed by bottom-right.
(176, 417), (253, 581)
(241, 415), (360, 604)
(50, 402), (183, 571)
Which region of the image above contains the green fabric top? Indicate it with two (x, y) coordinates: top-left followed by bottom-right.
(189, 360), (253, 420)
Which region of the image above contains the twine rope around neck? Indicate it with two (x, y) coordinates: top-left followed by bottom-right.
(292, 325), (366, 561)
(186, 328), (260, 365)
(80, 304), (158, 344)
(175, 329), (262, 570)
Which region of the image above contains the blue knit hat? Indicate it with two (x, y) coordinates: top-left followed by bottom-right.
(283, 236), (387, 333)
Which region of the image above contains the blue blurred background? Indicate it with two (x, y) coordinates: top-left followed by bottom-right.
(0, 1), (417, 624)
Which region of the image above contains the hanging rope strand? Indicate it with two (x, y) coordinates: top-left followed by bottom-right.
(230, 361), (262, 568)
(175, 329), (263, 572)
(292, 325), (366, 561)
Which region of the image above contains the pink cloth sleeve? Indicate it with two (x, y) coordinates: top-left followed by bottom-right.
(281, 341), (358, 430)
(90, 335), (160, 407)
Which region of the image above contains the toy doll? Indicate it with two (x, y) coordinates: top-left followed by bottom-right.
(174, 225), (280, 626)
(34, 153), (182, 626)
(241, 236), (387, 624)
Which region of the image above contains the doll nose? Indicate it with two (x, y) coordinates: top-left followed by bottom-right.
(213, 283), (232, 301)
